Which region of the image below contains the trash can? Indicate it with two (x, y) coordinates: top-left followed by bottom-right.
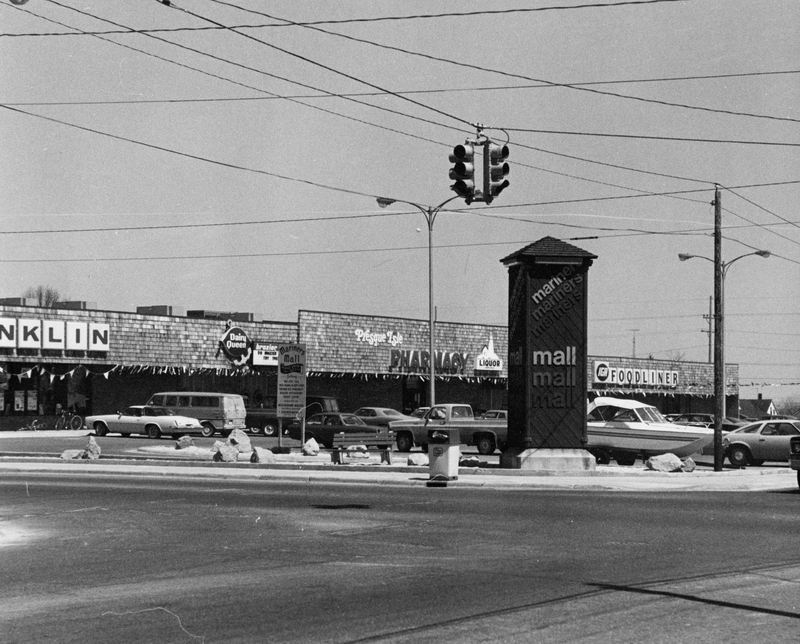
(427, 427), (460, 485)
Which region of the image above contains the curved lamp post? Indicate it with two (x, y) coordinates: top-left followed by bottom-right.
(678, 249), (771, 470)
(377, 195), (459, 408)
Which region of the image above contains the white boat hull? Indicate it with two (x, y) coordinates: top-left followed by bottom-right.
(587, 422), (714, 457)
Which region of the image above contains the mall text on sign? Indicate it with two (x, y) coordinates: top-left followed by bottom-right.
(277, 343), (306, 418)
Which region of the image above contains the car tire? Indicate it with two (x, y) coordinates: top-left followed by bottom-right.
(396, 432), (413, 452)
(200, 423), (215, 438)
(93, 422), (108, 437)
(146, 425), (161, 440)
(615, 454), (637, 466)
(728, 444), (750, 467)
(262, 423), (277, 437)
(476, 435), (496, 455)
(797, 470), (800, 489)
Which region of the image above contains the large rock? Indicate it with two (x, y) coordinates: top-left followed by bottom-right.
(407, 453), (429, 466)
(681, 457), (696, 472)
(227, 428), (251, 454)
(302, 438), (320, 456)
(459, 455), (481, 468)
(212, 442), (239, 462)
(60, 449), (84, 460)
(646, 453), (683, 472)
(175, 436), (194, 450)
(250, 446), (276, 464)
(82, 436), (101, 460)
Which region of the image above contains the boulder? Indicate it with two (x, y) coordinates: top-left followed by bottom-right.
(212, 442), (239, 462)
(681, 457), (696, 472)
(250, 446), (276, 464)
(227, 428), (251, 454)
(346, 444), (368, 453)
(82, 436), (101, 460)
(60, 449), (84, 460)
(175, 436), (194, 450)
(646, 453), (683, 472)
(407, 453), (429, 466)
(459, 456), (481, 468)
(302, 438), (320, 456)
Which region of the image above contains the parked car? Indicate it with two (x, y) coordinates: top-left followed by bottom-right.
(480, 409), (507, 420)
(85, 405), (203, 439)
(669, 413), (746, 433)
(286, 412), (374, 448)
(352, 407), (416, 426)
(722, 419), (800, 466)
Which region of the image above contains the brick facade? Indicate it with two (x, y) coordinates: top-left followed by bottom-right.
(0, 304), (738, 421)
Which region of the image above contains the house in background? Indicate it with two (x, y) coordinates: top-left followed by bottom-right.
(738, 394), (778, 420)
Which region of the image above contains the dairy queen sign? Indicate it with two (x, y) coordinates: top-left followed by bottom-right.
(217, 321), (252, 366)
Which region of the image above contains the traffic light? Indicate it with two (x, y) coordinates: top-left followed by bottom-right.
(483, 142), (509, 204)
(449, 143), (475, 203)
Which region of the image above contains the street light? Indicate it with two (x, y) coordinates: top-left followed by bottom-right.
(678, 248), (771, 471)
(376, 195), (459, 407)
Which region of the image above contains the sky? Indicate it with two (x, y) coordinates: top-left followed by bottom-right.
(1, 0), (798, 404)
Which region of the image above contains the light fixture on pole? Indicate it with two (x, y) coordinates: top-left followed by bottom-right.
(376, 195), (459, 408)
(678, 247), (770, 471)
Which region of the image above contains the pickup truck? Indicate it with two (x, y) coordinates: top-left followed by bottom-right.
(389, 403), (507, 455)
(790, 436), (800, 489)
(245, 396), (340, 436)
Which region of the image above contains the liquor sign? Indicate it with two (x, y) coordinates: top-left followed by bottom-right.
(277, 343), (306, 419)
(502, 237), (596, 452)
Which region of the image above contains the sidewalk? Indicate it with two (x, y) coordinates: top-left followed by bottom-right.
(0, 432), (796, 492)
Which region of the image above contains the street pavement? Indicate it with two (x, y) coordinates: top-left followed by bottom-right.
(0, 429), (797, 492)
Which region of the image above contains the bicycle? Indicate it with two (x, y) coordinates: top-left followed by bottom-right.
(54, 409), (84, 430)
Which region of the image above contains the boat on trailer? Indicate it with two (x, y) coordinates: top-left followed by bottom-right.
(587, 397), (714, 464)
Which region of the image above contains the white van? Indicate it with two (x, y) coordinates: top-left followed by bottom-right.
(146, 392), (246, 437)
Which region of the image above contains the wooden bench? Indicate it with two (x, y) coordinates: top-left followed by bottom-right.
(331, 429), (394, 465)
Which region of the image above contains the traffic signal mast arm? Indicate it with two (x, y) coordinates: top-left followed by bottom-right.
(449, 138), (509, 205)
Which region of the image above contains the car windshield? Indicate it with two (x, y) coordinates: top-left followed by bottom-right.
(382, 409), (403, 416)
(343, 415), (365, 425)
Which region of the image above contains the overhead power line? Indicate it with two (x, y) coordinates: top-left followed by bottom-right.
(3, 1), (691, 36)
(503, 127), (800, 146)
(8, 69), (799, 107)
(222, 2), (800, 125)
(156, 0), (473, 129)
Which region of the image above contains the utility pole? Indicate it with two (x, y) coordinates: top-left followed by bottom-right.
(702, 296), (713, 363)
(713, 185), (724, 472)
(628, 328), (640, 359)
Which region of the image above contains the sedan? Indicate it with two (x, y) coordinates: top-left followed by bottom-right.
(669, 413), (746, 433)
(286, 412), (372, 448)
(480, 409), (507, 420)
(353, 407), (416, 427)
(723, 419), (800, 466)
(85, 405), (204, 439)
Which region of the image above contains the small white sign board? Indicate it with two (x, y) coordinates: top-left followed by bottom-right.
(276, 343), (306, 419)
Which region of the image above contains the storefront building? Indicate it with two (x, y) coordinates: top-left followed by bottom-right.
(0, 302), (738, 425)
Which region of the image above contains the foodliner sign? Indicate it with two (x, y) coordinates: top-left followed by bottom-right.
(593, 361), (679, 388)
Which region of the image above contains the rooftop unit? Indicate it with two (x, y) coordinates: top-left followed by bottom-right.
(186, 310), (254, 323)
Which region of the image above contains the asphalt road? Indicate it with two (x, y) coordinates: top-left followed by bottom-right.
(1, 472), (798, 642)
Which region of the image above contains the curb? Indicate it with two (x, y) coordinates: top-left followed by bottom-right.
(0, 455), (796, 492)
